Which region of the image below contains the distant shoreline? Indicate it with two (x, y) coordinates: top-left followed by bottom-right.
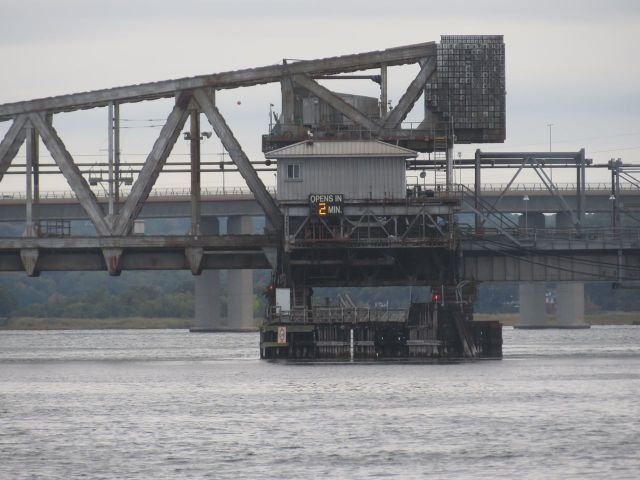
(0, 317), (259, 331)
(0, 312), (639, 330)
(474, 312), (640, 326)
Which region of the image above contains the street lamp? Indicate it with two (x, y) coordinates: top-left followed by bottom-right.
(547, 123), (554, 182)
(609, 194), (616, 230)
(523, 195), (530, 237)
(269, 103), (274, 133)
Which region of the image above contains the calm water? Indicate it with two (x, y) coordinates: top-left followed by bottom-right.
(1, 327), (640, 479)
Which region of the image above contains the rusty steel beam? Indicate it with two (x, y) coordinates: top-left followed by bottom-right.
(194, 88), (283, 231)
(0, 234), (276, 250)
(29, 113), (113, 236)
(112, 92), (192, 235)
(383, 57), (436, 128)
(0, 115), (27, 182)
(291, 74), (382, 134)
(0, 42), (436, 120)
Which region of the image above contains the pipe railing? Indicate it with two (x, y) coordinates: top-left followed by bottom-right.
(459, 225), (640, 243)
(0, 181), (636, 201)
(269, 306), (409, 324)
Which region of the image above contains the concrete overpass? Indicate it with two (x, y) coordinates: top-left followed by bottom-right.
(0, 183), (634, 223)
(0, 37), (636, 334)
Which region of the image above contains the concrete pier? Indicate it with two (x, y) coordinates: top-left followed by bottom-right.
(516, 213), (547, 328)
(555, 211), (574, 230)
(517, 282), (547, 328)
(519, 210), (545, 232)
(226, 216), (255, 330)
(192, 217), (221, 332)
(556, 282), (589, 328)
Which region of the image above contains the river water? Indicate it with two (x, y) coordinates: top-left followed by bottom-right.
(1, 326), (639, 479)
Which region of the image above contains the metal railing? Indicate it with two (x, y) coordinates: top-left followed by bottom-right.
(270, 306), (409, 324)
(463, 182), (637, 192)
(0, 185), (275, 200)
(0, 182), (635, 202)
(459, 225), (640, 244)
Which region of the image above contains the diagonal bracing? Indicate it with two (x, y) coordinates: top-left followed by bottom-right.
(383, 57), (436, 128)
(194, 88), (283, 231)
(28, 113), (113, 236)
(0, 115), (28, 182)
(112, 92), (192, 235)
(291, 74), (382, 134)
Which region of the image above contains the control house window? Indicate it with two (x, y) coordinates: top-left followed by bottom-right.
(286, 163), (301, 181)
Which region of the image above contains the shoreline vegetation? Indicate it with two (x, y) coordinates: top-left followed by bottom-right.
(0, 312), (639, 330)
(0, 317), (264, 331)
(475, 312), (640, 326)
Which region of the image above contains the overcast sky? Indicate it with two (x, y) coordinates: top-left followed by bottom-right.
(1, 0), (639, 190)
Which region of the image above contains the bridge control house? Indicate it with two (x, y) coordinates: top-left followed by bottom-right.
(260, 140), (502, 360)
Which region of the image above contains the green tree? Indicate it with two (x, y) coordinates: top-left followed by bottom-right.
(0, 287), (17, 315)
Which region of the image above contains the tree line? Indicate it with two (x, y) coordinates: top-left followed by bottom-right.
(0, 269), (638, 319)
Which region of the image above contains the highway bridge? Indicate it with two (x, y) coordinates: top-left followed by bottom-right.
(0, 37), (638, 336)
(0, 182), (633, 221)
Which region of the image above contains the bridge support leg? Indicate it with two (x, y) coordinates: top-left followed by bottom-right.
(192, 216), (221, 332)
(517, 282), (547, 328)
(227, 215), (255, 330)
(556, 282), (589, 328)
(555, 211), (574, 231)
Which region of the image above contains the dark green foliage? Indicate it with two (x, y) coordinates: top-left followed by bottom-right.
(475, 283), (518, 313)
(0, 260), (637, 318)
(0, 287), (17, 315)
(0, 267), (274, 319)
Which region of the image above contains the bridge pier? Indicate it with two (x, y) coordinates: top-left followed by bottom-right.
(517, 282), (548, 328)
(519, 210), (545, 232)
(554, 213), (588, 328)
(516, 211), (548, 328)
(226, 216), (255, 330)
(555, 211), (574, 231)
(191, 216), (221, 332)
(556, 282), (589, 328)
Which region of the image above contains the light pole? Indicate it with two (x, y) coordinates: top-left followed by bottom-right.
(269, 103), (274, 133)
(609, 194), (617, 230)
(547, 123), (553, 182)
(523, 195), (530, 237)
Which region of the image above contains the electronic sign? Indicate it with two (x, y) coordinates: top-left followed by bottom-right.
(309, 194), (344, 217)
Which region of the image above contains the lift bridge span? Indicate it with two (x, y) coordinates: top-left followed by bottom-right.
(0, 38), (638, 286)
(3, 36), (640, 358)
(0, 172), (638, 285)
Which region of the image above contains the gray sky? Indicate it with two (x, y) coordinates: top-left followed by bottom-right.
(1, 0), (639, 191)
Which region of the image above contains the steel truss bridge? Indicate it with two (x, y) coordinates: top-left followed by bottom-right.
(0, 39), (639, 288)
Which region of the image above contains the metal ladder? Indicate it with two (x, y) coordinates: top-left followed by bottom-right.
(432, 123), (449, 190)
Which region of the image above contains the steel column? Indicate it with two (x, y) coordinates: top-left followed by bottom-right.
(107, 103), (115, 217)
(474, 149), (481, 231)
(114, 103), (120, 206)
(25, 124), (37, 236)
(194, 88), (283, 231)
(380, 65), (388, 116)
(190, 110), (201, 236)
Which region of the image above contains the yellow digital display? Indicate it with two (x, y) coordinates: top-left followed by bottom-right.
(309, 194), (343, 217)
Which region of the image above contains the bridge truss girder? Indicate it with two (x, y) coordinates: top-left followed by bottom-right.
(0, 39), (505, 277)
(0, 234), (276, 276)
(286, 246), (456, 288)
